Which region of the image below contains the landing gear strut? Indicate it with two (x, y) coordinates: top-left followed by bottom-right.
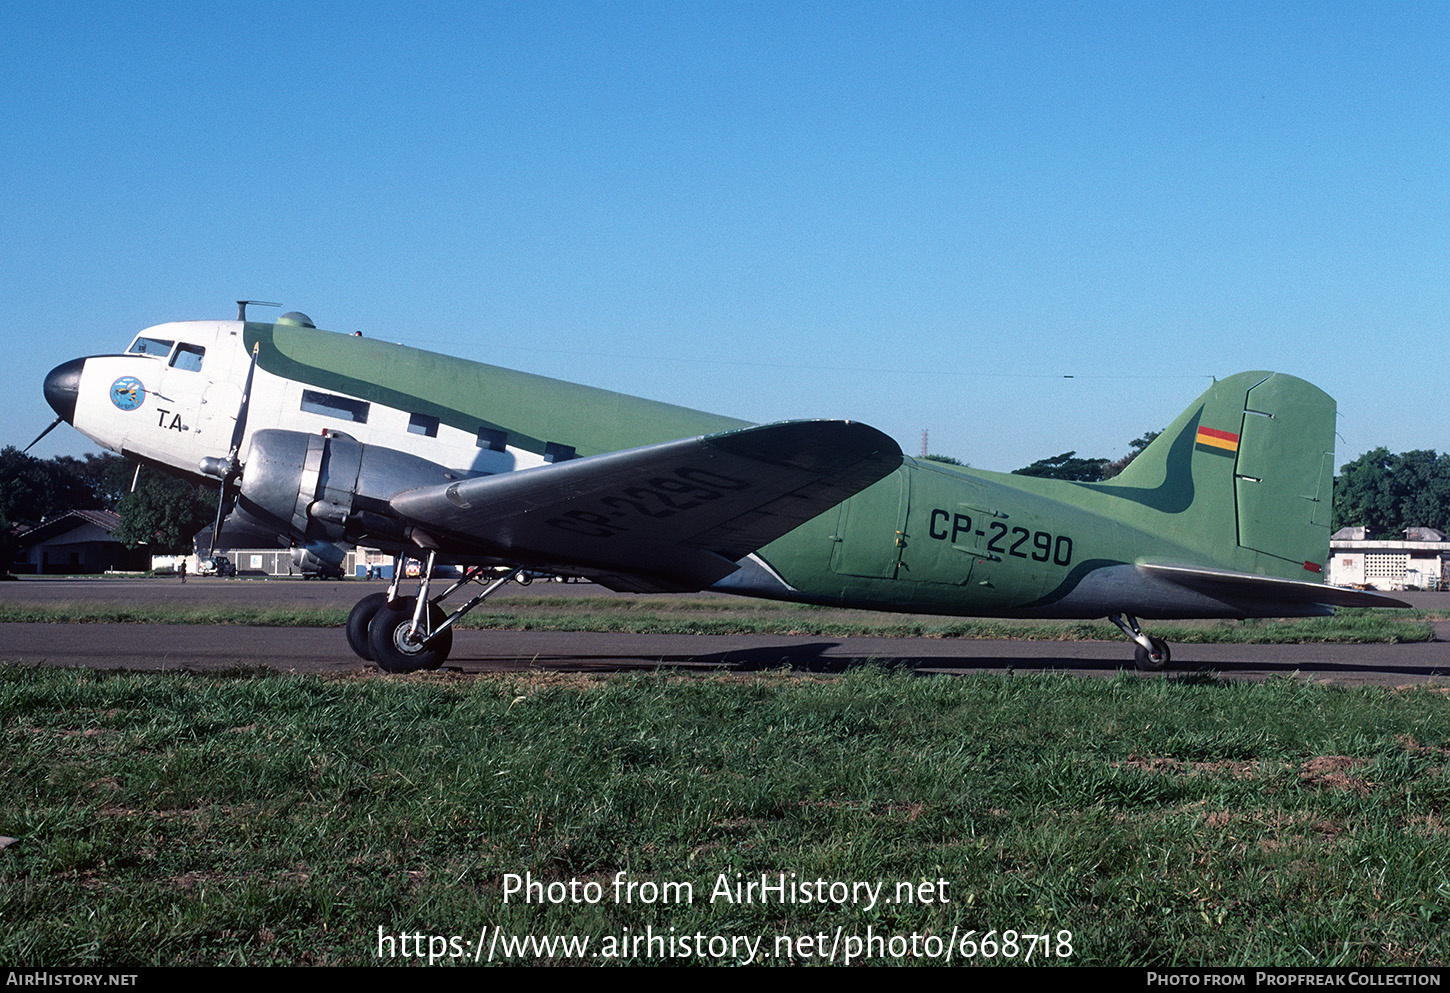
(1109, 613), (1171, 671)
(346, 551), (522, 672)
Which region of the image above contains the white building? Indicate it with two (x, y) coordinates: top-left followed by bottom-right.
(1328, 527), (1450, 591)
(154, 542), (367, 578)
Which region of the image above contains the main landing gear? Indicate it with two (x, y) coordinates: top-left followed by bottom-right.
(1109, 613), (1171, 671)
(345, 551), (521, 672)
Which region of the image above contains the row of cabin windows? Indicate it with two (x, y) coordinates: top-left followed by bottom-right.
(300, 390), (576, 461)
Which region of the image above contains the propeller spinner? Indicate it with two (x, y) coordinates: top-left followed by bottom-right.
(26, 356), (86, 452)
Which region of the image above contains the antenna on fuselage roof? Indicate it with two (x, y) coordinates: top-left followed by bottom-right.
(236, 300), (281, 321)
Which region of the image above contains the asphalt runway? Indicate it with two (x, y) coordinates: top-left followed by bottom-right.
(3, 577), (1449, 686)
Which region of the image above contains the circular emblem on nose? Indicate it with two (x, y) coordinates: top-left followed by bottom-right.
(110, 376), (146, 411)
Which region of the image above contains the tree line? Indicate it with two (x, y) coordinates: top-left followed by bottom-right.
(1010, 431), (1163, 483)
(1, 447), (216, 567)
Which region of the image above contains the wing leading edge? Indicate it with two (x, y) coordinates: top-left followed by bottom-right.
(388, 420), (903, 591)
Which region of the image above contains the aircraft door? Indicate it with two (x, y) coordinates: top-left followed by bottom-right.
(830, 467), (909, 579)
(187, 330), (244, 451)
(897, 502), (979, 588)
(137, 341), (216, 462)
(200, 380), (243, 450)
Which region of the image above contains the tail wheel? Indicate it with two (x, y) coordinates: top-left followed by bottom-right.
(368, 596), (453, 672)
(1134, 637), (1171, 672)
(345, 592), (390, 661)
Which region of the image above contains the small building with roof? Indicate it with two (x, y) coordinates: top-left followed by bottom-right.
(1328, 527), (1450, 591)
(15, 509), (151, 575)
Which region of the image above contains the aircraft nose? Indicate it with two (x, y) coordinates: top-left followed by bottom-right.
(44, 357), (85, 424)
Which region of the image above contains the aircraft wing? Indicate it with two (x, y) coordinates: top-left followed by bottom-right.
(1139, 563), (1413, 610)
(388, 420), (902, 592)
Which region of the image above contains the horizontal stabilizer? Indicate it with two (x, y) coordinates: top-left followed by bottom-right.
(389, 420), (902, 590)
(1139, 562), (1412, 610)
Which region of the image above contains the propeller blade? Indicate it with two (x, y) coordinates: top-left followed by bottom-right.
(227, 342), (261, 464)
(22, 416), (64, 453)
(211, 479), (234, 553)
(212, 341), (261, 549)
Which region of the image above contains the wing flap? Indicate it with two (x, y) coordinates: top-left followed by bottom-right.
(389, 420), (901, 590)
(1139, 562), (1412, 610)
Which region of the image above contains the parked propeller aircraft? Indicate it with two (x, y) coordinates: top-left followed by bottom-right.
(37, 302), (1404, 672)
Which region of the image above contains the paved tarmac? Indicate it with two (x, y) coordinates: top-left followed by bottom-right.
(2, 577), (1448, 686)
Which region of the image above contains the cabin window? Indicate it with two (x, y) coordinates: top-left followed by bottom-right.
(300, 389), (370, 424)
(169, 343), (205, 372)
(476, 427), (507, 452)
(408, 413), (440, 437)
(128, 336), (174, 357)
(544, 442), (576, 463)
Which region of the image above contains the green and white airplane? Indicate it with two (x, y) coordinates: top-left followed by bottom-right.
(38, 302), (1401, 672)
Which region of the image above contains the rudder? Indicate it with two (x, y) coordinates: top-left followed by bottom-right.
(1232, 373), (1336, 574)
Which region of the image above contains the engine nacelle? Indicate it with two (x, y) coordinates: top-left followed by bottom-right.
(292, 541), (347, 578)
(231, 429), (462, 550)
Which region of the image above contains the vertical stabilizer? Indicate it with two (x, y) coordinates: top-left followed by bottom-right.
(1104, 372), (1335, 581)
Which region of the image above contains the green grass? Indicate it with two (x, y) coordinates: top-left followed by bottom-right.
(0, 597), (1435, 644)
(3, 665), (1449, 966)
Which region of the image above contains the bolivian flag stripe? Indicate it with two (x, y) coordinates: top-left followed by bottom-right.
(1195, 426), (1240, 455)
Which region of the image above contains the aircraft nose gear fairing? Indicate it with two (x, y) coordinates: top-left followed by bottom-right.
(346, 551), (522, 671)
(1109, 613), (1171, 671)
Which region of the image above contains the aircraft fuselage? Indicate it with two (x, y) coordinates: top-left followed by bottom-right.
(43, 311), (1381, 671)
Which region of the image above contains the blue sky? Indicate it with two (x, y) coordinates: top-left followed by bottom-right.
(6, 2), (1447, 472)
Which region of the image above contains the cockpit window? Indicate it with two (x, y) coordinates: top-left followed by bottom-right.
(128, 336), (174, 357)
(169, 343), (205, 372)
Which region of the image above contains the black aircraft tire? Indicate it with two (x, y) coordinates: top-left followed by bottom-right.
(368, 597), (452, 673)
(1134, 637), (1171, 672)
(345, 592), (390, 661)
